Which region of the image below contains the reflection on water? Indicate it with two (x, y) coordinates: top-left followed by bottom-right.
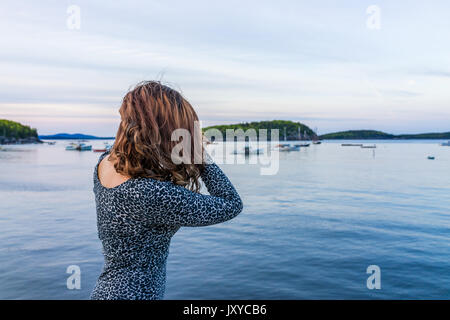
(0, 140), (449, 299)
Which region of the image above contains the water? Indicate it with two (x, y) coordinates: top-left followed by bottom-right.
(0, 140), (449, 299)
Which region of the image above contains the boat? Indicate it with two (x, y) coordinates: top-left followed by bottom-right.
(297, 127), (313, 146)
(273, 128), (305, 151)
(361, 145), (377, 149)
(65, 143), (78, 151)
(342, 144), (363, 147)
(66, 142), (92, 151)
(47, 141), (56, 145)
(312, 127), (321, 144)
(280, 145), (300, 151)
(427, 156), (435, 160)
(274, 128), (300, 152)
(441, 141), (450, 146)
(93, 143), (112, 152)
(77, 143), (92, 151)
(232, 146), (264, 155)
(275, 143), (290, 148)
(274, 143), (300, 151)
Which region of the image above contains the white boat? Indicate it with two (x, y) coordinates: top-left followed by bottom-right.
(441, 141), (450, 146)
(66, 142), (92, 151)
(277, 144), (301, 151)
(78, 143), (92, 151)
(65, 143), (78, 151)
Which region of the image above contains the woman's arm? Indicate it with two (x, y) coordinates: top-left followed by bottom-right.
(139, 161), (243, 227)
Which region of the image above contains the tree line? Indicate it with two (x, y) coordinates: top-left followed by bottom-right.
(0, 119), (38, 139)
(203, 120), (317, 140)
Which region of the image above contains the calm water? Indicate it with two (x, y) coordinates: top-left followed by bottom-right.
(0, 140), (449, 299)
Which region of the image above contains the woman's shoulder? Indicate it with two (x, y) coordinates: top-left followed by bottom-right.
(97, 150), (111, 164)
(94, 151), (132, 191)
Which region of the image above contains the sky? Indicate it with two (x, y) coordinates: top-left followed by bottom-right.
(0, 0), (449, 136)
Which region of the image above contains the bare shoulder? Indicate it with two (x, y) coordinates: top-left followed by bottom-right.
(98, 155), (131, 189)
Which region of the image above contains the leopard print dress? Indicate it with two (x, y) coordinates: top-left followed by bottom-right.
(90, 151), (243, 300)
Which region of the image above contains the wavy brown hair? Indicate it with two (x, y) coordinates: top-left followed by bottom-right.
(108, 81), (205, 192)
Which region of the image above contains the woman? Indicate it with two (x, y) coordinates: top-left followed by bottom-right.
(90, 81), (243, 300)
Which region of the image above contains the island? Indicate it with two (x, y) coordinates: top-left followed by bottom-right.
(203, 120), (317, 141)
(38, 133), (115, 140)
(3, 117), (448, 145)
(0, 119), (42, 144)
(319, 130), (450, 140)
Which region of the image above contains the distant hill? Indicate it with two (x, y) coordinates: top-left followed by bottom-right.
(0, 119), (41, 144)
(396, 132), (450, 139)
(39, 133), (115, 140)
(203, 120), (317, 141)
(320, 130), (395, 140)
(320, 130), (450, 140)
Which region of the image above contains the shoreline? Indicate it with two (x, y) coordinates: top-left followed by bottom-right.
(0, 137), (43, 145)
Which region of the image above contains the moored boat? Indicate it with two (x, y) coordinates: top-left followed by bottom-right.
(274, 143), (301, 151)
(77, 143), (92, 151)
(65, 143), (78, 150)
(232, 146), (264, 155)
(66, 142), (92, 151)
(342, 144), (363, 147)
(93, 143), (112, 152)
(294, 143), (310, 148)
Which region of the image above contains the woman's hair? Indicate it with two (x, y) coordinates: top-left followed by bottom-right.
(109, 81), (205, 192)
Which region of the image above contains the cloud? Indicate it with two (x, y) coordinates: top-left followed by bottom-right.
(378, 90), (421, 97)
(415, 70), (450, 78)
(0, 0), (449, 135)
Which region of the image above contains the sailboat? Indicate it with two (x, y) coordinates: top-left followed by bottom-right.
(294, 127), (310, 147)
(312, 127), (322, 144)
(274, 127), (300, 151)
